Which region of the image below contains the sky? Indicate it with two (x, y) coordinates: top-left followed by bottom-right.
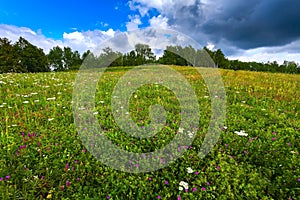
(1, 0), (300, 64)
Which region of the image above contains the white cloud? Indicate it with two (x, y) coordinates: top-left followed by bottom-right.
(206, 42), (215, 51)
(126, 15), (142, 31)
(63, 31), (85, 41)
(0, 24), (63, 53)
(149, 15), (169, 29)
(0, 24), (115, 54)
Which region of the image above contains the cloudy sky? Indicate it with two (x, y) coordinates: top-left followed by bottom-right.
(1, 0), (300, 64)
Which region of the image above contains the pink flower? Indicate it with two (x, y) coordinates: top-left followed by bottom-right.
(272, 138), (275, 141)
(192, 188), (197, 192)
(201, 187), (206, 191)
(216, 166), (220, 171)
(66, 181), (71, 187)
(164, 180), (169, 185)
(65, 163), (69, 170)
(157, 196), (161, 199)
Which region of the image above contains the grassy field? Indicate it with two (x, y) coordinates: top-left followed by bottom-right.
(0, 66), (299, 199)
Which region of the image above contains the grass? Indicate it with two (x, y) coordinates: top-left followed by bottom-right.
(0, 66), (299, 199)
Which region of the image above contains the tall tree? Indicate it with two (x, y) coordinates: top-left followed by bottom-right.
(48, 46), (64, 71)
(14, 37), (49, 72)
(0, 38), (18, 73)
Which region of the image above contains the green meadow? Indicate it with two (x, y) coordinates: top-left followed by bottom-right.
(0, 66), (299, 199)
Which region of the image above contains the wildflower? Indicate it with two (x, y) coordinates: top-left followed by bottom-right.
(272, 138), (275, 141)
(164, 180), (169, 185)
(48, 118), (54, 121)
(178, 127), (184, 134)
(179, 186), (183, 191)
(77, 178), (81, 181)
(298, 178), (300, 182)
(216, 166), (220, 171)
(59, 185), (64, 191)
(23, 101), (29, 104)
(207, 182), (210, 185)
(244, 150), (247, 155)
(66, 181), (71, 187)
(5, 175), (10, 180)
(234, 130), (248, 136)
(74, 160), (78, 164)
(192, 188), (197, 192)
(195, 171), (199, 175)
(0, 178), (3, 181)
(179, 181), (188, 189)
(187, 131), (194, 138)
(157, 196), (161, 199)
(65, 163), (69, 170)
(201, 187), (206, 191)
(225, 144), (229, 147)
(177, 196), (181, 200)
(187, 167), (194, 173)
(46, 97), (56, 101)
(107, 196), (111, 199)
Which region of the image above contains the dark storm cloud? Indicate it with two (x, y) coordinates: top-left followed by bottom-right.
(202, 0), (300, 49)
(163, 0), (300, 50)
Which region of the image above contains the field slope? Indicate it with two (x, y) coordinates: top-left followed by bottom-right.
(0, 66), (299, 199)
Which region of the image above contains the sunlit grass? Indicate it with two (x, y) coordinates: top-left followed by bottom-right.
(0, 67), (299, 199)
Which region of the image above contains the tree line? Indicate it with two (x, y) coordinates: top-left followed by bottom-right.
(1, 37), (299, 74)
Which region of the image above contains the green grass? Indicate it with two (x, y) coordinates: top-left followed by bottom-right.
(0, 66), (299, 199)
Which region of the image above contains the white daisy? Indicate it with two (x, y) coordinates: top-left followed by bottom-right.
(234, 130), (248, 136)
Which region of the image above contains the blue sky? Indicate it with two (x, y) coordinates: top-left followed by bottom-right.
(1, 0), (300, 64)
(0, 0), (135, 38)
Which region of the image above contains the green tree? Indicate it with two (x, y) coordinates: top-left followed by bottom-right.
(0, 38), (18, 73)
(134, 44), (156, 65)
(14, 37), (49, 72)
(48, 46), (64, 71)
(63, 47), (82, 70)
